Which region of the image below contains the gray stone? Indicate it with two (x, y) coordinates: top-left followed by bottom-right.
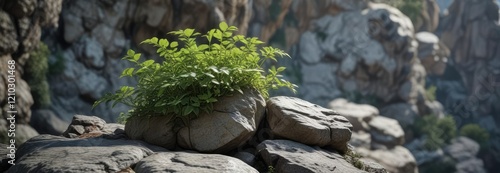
(30, 109), (68, 135)
(299, 31), (323, 64)
(7, 135), (166, 173)
(134, 152), (258, 173)
(360, 158), (387, 173)
(62, 13), (85, 43)
(357, 146), (418, 173)
(62, 115), (106, 138)
(125, 115), (177, 150)
(444, 137), (480, 162)
(177, 89), (265, 153)
(234, 151), (256, 166)
(328, 98), (377, 131)
(368, 116), (405, 147)
(257, 140), (365, 173)
(349, 131), (372, 149)
(380, 103), (419, 128)
(15, 125), (39, 146)
(73, 35), (105, 69)
(266, 96), (353, 153)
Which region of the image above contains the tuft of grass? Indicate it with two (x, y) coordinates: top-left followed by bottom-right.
(25, 42), (51, 108)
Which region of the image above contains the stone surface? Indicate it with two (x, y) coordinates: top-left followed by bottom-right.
(379, 103), (419, 129)
(444, 137), (487, 173)
(358, 146), (418, 173)
(368, 116), (405, 147)
(125, 115), (177, 150)
(266, 96), (352, 153)
(134, 152), (258, 173)
(350, 131), (372, 149)
(257, 140), (366, 173)
(360, 158), (388, 173)
(328, 98), (378, 131)
(177, 89), (265, 153)
(416, 32), (449, 76)
(62, 115), (106, 138)
(0, 143), (12, 172)
(30, 109), (68, 135)
(6, 134), (166, 173)
(14, 124), (39, 146)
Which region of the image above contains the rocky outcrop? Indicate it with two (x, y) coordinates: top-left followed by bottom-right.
(444, 137), (487, 173)
(267, 96), (353, 153)
(328, 99), (417, 173)
(257, 140), (366, 173)
(126, 89), (265, 153)
(0, 0), (62, 126)
(415, 31), (449, 76)
(30, 109), (68, 135)
(5, 105), (378, 173)
(135, 152), (258, 173)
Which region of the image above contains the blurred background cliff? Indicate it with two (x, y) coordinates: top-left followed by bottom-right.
(0, 0), (499, 172)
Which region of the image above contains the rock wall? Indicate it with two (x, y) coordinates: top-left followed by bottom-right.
(45, 0), (253, 122)
(0, 0), (63, 143)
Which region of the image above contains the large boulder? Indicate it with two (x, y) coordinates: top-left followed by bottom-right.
(134, 152), (258, 173)
(257, 140), (368, 173)
(126, 89), (265, 153)
(6, 134), (166, 173)
(266, 96), (352, 153)
(357, 146), (418, 173)
(177, 89), (266, 153)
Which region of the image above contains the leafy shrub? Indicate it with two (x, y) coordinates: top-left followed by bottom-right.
(25, 42), (51, 108)
(413, 115), (457, 150)
(460, 124), (490, 148)
(94, 22), (297, 123)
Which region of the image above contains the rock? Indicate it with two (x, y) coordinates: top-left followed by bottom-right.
(125, 115), (177, 150)
(328, 98), (377, 131)
(415, 32), (449, 76)
(358, 146), (418, 173)
(350, 131), (372, 149)
(266, 96), (353, 153)
(134, 152), (258, 173)
(62, 13), (85, 43)
(379, 103), (419, 129)
(444, 137), (480, 162)
(177, 89), (266, 153)
(359, 158), (388, 173)
(37, 0), (63, 27)
(299, 31), (323, 64)
(62, 115), (107, 138)
(443, 137), (487, 173)
(404, 137), (444, 165)
(0, 11), (19, 54)
(7, 134), (166, 173)
(257, 140), (366, 173)
(73, 35), (106, 69)
(234, 151), (256, 166)
(14, 124), (39, 146)
(30, 109), (68, 135)
(368, 116), (405, 147)
(0, 143), (13, 172)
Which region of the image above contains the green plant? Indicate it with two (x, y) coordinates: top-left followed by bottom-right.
(419, 156), (457, 173)
(425, 85), (437, 102)
(460, 124), (490, 148)
(94, 22), (297, 123)
(48, 48), (66, 75)
(267, 166), (275, 173)
(25, 42), (51, 108)
(413, 115), (457, 150)
(344, 149), (365, 170)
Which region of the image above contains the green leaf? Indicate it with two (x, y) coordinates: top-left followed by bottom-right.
(277, 67), (286, 72)
(120, 68), (134, 78)
(184, 28), (195, 37)
(219, 22), (228, 31)
(198, 44), (209, 51)
(141, 60), (155, 67)
(171, 41), (179, 48)
(159, 39), (169, 47)
(127, 50), (135, 57)
(133, 53), (141, 62)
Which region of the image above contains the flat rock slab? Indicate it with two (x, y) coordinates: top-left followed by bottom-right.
(257, 140), (365, 173)
(134, 152), (258, 173)
(266, 96), (352, 153)
(7, 135), (166, 173)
